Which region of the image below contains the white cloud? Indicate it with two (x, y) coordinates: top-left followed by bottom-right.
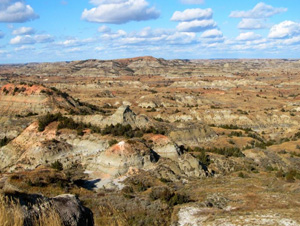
(57, 38), (95, 47)
(165, 32), (196, 44)
(171, 8), (212, 21)
(230, 2), (287, 19)
(66, 47), (81, 53)
(12, 26), (34, 35)
(280, 36), (300, 45)
(34, 34), (54, 43)
(81, 0), (160, 24)
(89, 0), (125, 4)
(98, 25), (111, 33)
(137, 27), (171, 37)
(10, 35), (35, 44)
(236, 32), (262, 41)
(116, 31), (196, 46)
(238, 19), (267, 30)
(268, 21), (300, 39)
(59, 39), (79, 47)
(10, 34), (54, 45)
(99, 26), (198, 47)
(176, 19), (216, 32)
(14, 45), (34, 51)
(101, 30), (127, 40)
(0, 49), (8, 55)
(180, 0), (204, 4)
(0, 0), (38, 23)
(95, 46), (104, 51)
(201, 29), (223, 38)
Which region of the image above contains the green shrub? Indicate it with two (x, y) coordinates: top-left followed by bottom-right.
(3, 87), (9, 94)
(276, 170), (284, 178)
(149, 187), (172, 201)
(294, 132), (300, 139)
(38, 113), (102, 135)
(101, 123), (164, 138)
(146, 108), (156, 112)
(122, 186), (134, 194)
(51, 160), (63, 171)
(191, 146), (244, 158)
(108, 139), (118, 146)
(167, 193), (189, 206)
(38, 113), (62, 131)
(248, 133), (264, 143)
(149, 187), (189, 206)
(26, 112), (38, 117)
(285, 169), (300, 182)
(285, 172), (295, 182)
(266, 166), (276, 172)
(13, 87), (19, 95)
(194, 152), (210, 166)
(238, 172), (245, 178)
(143, 126), (166, 135)
(57, 116), (79, 130)
(291, 152), (300, 157)
(0, 136), (10, 147)
(229, 131), (243, 137)
(50, 87), (69, 98)
(228, 139), (235, 145)
(154, 117), (164, 122)
(135, 181), (148, 192)
(218, 124), (252, 132)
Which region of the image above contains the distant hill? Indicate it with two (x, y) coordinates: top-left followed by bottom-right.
(1, 56), (300, 78)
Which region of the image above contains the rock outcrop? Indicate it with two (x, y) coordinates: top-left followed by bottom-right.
(106, 105), (150, 128)
(86, 140), (156, 176)
(147, 134), (182, 159)
(152, 153), (208, 181)
(73, 105), (152, 129)
(169, 125), (217, 146)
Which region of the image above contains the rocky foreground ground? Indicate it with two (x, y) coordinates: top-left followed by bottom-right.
(0, 57), (300, 225)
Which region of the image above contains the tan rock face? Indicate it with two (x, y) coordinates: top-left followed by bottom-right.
(153, 153), (208, 181)
(106, 105), (150, 128)
(86, 141), (154, 176)
(148, 134), (182, 159)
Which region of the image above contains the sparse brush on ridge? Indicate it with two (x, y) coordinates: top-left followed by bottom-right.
(38, 112), (63, 132)
(38, 112), (167, 138)
(187, 146), (245, 158)
(38, 112), (101, 134)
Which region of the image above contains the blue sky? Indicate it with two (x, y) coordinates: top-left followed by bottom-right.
(0, 0), (299, 63)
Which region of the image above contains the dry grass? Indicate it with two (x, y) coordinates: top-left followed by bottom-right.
(0, 194), (23, 226)
(95, 203), (129, 226)
(32, 207), (62, 226)
(0, 194), (62, 226)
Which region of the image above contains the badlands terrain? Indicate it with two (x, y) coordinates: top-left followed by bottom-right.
(0, 56), (300, 225)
